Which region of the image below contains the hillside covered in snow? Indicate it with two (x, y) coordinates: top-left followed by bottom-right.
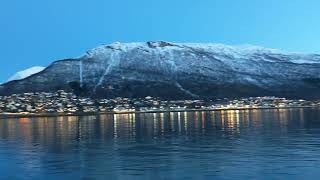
(1, 41), (320, 99)
(7, 66), (46, 82)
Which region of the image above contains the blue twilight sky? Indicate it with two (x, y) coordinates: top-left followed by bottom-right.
(1, 0), (320, 82)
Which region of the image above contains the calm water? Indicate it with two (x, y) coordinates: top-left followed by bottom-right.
(1, 109), (320, 180)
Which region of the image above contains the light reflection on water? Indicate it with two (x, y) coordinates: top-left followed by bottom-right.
(1, 108), (320, 179)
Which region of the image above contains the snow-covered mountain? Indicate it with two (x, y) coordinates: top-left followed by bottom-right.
(1, 41), (320, 99)
(7, 66), (45, 82)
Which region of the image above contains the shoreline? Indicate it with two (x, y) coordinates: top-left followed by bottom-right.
(0, 106), (319, 119)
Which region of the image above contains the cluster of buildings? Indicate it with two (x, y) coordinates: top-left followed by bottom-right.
(0, 90), (319, 114)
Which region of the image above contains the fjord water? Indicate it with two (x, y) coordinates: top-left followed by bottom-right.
(1, 109), (320, 179)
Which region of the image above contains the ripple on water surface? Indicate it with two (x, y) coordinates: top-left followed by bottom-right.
(1, 108), (320, 179)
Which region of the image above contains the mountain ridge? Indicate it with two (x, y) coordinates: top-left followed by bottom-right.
(1, 41), (320, 99)
(6, 66), (46, 83)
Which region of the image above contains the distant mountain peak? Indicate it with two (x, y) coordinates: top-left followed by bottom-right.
(7, 66), (45, 82)
(146, 41), (177, 48)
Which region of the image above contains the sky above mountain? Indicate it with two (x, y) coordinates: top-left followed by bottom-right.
(1, 0), (320, 83)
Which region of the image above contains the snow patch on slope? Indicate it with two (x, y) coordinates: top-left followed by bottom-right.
(94, 50), (121, 92)
(7, 66), (45, 82)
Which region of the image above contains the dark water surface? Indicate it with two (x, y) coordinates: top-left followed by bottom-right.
(1, 108), (320, 180)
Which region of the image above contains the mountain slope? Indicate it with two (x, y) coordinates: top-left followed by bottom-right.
(7, 66), (46, 82)
(1, 41), (320, 99)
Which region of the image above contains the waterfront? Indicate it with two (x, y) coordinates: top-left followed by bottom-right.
(1, 90), (320, 115)
(1, 108), (320, 179)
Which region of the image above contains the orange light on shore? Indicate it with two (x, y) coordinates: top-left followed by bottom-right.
(19, 118), (30, 123)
